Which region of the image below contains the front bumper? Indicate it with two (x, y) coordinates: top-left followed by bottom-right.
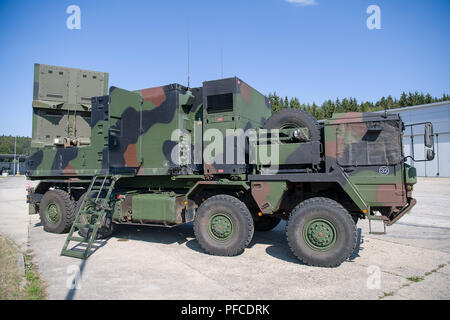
(386, 198), (417, 226)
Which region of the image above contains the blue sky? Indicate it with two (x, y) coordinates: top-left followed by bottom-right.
(0, 0), (449, 136)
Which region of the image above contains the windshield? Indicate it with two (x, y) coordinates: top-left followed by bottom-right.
(336, 120), (402, 166)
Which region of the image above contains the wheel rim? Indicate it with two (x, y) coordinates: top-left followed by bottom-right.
(280, 123), (299, 130)
(208, 214), (234, 242)
(279, 123), (308, 143)
(303, 218), (337, 251)
(45, 202), (60, 224)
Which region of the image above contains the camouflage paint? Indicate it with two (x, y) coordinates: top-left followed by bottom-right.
(251, 181), (287, 214)
(202, 77), (272, 174)
(26, 64), (418, 227)
(324, 112), (410, 214)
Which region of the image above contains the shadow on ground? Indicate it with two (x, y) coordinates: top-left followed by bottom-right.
(98, 222), (363, 266)
(43, 219), (364, 299)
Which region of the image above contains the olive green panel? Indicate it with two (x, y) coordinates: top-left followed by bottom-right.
(339, 178), (369, 212)
(37, 64), (70, 102)
(255, 142), (309, 165)
(346, 169), (405, 207)
(235, 84), (272, 128)
(131, 193), (178, 223)
(32, 109), (70, 147)
(32, 63), (108, 148)
(74, 113), (92, 139)
(76, 71), (107, 104)
(34, 63), (108, 105)
(31, 109), (93, 148)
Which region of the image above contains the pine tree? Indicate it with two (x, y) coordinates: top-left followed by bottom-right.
(267, 91), (449, 119)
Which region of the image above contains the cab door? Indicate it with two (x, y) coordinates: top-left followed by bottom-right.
(335, 119), (406, 208)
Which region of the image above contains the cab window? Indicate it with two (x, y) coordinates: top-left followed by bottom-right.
(336, 120), (402, 166)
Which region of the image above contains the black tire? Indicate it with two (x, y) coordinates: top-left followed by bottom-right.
(264, 108), (321, 142)
(254, 215), (281, 232)
(352, 216), (359, 225)
(76, 193), (115, 239)
(194, 195), (254, 256)
(39, 189), (75, 234)
(286, 197), (357, 267)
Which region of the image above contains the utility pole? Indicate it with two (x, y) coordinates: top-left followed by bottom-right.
(13, 136), (16, 175)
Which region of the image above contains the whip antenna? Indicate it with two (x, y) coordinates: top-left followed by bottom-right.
(221, 47), (223, 78)
(187, 21), (190, 88)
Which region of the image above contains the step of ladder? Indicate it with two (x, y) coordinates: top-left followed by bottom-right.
(368, 217), (387, 235)
(67, 236), (89, 243)
(60, 175), (119, 259)
(60, 250), (86, 259)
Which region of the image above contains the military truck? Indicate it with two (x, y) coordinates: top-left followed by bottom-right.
(26, 64), (435, 267)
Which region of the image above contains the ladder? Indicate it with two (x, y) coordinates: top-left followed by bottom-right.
(61, 175), (119, 259)
(368, 215), (388, 235)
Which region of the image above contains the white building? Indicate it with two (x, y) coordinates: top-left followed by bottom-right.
(384, 101), (450, 177)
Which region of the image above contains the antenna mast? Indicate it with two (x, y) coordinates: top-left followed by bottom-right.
(221, 48), (223, 78)
(187, 21), (190, 88)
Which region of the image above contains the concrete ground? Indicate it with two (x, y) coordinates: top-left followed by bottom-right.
(0, 176), (449, 300)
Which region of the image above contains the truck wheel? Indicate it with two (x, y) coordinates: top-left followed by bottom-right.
(76, 193), (116, 239)
(254, 215), (281, 232)
(39, 189), (75, 234)
(286, 197), (357, 267)
(264, 108), (321, 142)
(194, 195), (254, 256)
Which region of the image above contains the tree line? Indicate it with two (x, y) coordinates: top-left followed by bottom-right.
(268, 91), (450, 120)
(0, 136), (31, 157)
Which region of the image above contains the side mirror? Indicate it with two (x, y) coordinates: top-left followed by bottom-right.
(425, 123), (433, 148)
(404, 121), (435, 162)
(426, 149), (435, 161)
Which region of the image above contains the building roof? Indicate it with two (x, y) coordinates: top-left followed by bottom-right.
(375, 101), (449, 113)
(317, 101), (450, 132)
(374, 101), (450, 134)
